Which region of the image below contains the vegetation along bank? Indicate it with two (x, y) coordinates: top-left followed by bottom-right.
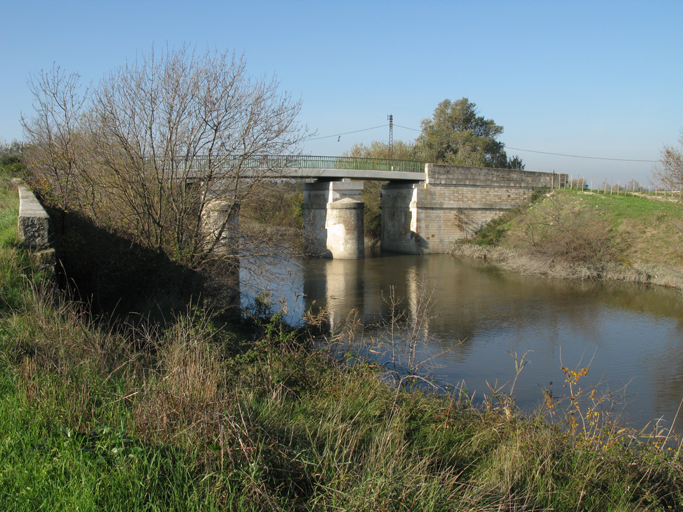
(454, 187), (683, 290)
(3, 147), (683, 510)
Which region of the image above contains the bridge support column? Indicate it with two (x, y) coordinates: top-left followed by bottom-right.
(303, 180), (365, 259)
(202, 199), (240, 251)
(201, 199), (241, 313)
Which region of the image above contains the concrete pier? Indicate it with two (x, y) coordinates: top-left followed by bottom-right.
(302, 180), (365, 259)
(201, 199), (240, 250)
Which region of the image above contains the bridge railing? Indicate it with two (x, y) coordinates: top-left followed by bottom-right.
(190, 155), (426, 173)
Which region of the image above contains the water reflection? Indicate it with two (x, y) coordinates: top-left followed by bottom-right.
(245, 253), (683, 430)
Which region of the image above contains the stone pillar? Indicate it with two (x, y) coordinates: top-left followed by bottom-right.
(201, 199), (240, 314)
(302, 180), (365, 259)
(202, 199), (240, 251)
(326, 198), (364, 259)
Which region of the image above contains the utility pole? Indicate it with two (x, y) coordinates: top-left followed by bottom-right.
(387, 114), (393, 158)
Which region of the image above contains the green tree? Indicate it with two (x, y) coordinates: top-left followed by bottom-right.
(344, 140), (416, 160)
(342, 141), (416, 239)
(415, 98), (523, 169)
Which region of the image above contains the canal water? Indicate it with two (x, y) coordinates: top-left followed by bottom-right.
(242, 253), (683, 431)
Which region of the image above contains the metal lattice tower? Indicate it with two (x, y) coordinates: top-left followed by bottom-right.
(387, 114), (393, 157)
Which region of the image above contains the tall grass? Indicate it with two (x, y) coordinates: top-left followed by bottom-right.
(2, 164), (683, 510)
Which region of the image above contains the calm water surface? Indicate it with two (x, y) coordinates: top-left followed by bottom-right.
(242, 253), (683, 430)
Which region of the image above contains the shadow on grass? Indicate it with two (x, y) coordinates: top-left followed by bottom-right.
(46, 206), (240, 325)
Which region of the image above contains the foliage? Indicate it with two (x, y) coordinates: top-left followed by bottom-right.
(469, 212), (515, 246)
(517, 192), (620, 272)
(342, 141), (417, 238)
(653, 130), (683, 193)
(3, 179), (683, 509)
(240, 180), (303, 229)
(0, 140), (25, 171)
(415, 98), (524, 169)
(344, 139), (417, 161)
(21, 47), (305, 269)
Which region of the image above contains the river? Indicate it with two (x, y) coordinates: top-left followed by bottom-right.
(241, 253), (683, 431)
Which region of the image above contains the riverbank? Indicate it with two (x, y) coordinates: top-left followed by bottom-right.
(454, 189), (683, 290)
(2, 167), (683, 509)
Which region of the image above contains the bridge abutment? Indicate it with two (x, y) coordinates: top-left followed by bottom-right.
(303, 180), (365, 259)
(381, 164), (565, 254)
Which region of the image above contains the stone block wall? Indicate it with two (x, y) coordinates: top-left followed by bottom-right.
(16, 181), (57, 272)
(381, 165), (567, 254)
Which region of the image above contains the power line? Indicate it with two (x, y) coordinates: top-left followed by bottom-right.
(505, 146), (657, 163)
(394, 124), (420, 132)
(307, 122), (658, 163)
(306, 124), (388, 141)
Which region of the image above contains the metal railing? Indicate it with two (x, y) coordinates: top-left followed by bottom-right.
(189, 154), (426, 173)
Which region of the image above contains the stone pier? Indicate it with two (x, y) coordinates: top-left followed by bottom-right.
(302, 180), (365, 259)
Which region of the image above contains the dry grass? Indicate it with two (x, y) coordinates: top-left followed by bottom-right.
(4, 167), (683, 509)
(457, 190), (683, 289)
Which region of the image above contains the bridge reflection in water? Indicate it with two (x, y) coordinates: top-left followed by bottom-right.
(247, 253), (683, 432)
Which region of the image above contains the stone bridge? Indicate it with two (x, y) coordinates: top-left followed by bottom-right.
(299, 163), (566, 259)
(199, 156), (567, 259)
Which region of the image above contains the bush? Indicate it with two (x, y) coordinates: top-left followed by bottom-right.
(521, 192), (619, 271)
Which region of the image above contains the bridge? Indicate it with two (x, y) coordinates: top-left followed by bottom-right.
(197, 155), (567, 260)
(191, 154), (427, 181)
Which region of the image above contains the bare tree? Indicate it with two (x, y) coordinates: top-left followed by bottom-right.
(21, 65), (98, 223)
(653, 131), (683, 195)
(22, 47), (306, 268)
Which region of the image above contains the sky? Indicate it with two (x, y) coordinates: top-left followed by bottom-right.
(2, 0), (682, 184)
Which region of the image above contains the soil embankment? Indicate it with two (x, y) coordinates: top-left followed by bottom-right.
(453, 189), (683, 290)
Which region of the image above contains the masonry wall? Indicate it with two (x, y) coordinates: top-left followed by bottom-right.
(381, 165), (567, 254)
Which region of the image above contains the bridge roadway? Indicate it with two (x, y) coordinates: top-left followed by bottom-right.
(275, 167), (426, 182)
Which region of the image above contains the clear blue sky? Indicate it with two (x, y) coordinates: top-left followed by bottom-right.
(2, 0), (682, 183)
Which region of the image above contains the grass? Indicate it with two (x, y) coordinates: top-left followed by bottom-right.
(2, 163), (683, 510)
(511, 189), (683, 266)
(458, 188), (683, 286)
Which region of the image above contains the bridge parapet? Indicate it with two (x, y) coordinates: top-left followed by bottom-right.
(191, 154), (426, 174)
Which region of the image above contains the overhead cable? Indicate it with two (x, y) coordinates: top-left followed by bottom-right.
(307, 123), (658, 163)
(306, 124), (388, 141)
(505, 146), (657, 163)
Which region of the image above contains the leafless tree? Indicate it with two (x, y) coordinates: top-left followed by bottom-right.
(21, 65), (97, 222)
(653, 131), (683, 195)
(22, 46), (306, 269)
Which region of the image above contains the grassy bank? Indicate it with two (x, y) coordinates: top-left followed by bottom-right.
(456, 189), (683, 288)
(2, 168), (683, 510)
